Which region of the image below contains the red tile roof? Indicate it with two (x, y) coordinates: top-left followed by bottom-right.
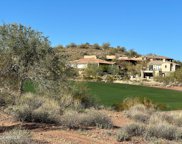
(144, 55), (172, 60)
(118, 57), (142, 61)
(70, 58), (115, 65)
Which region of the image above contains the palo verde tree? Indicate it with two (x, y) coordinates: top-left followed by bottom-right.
(0, 23), (72, 98)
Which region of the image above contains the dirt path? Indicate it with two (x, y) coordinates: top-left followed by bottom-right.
(114, 80), (182, 92)
(32, 110), (132, 144)
(154, 86), (182, 91)
(33, 130), (108, 144)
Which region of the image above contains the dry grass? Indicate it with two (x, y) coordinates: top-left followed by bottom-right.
(145, 123), (178, 140)
(9, 93), (61, 124)
(117, 123), (146, 142)
(0, 128), (33, 144)
(60, 109), (113, 129)
(124, 104), (154, 123)
(120, 104), (182, 142)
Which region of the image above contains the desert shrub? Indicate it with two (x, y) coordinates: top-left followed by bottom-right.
(154, 76), (174, 85)
(117, 122), (182, 142)
(70, 82), (96, 108)
(117, 131), (130, 142)
(124, 104), (153, 123)
(150, 112), (182, 127)
(165, 112), (182, 127)
(105, 75), (115, 83)
(60, 109), (112, 129)
(149, 112), (166, 124)
(117, 123), (146, 142)
(59, 94), (83, 111)
(129, 104), (149, 112)
(96, 76), (102, 82)
(130, 112), (150, 123)
(21, 79), (37, 93)
(173, 116), (182, 127)
(10, 93), (61, 123)
(145, 123), (178, 140)
(0, 128), (33, 144)
(116, 97), (153, 110)
(149, 112), (174, 125)
(119, 109), (182, 142)
(164, 112), (182, 127)
(113, 97), (165, 111)
(0, 92), (15, 107)
(83, 64), (102, 79)
(155, 68), (182, 84)
(155, 103), (168, 110)
(87, 109), (113, 129)
(148, 139), (179, 144)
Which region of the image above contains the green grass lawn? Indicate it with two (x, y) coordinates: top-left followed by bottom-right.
(23, 80), (182, 110)
(86, 82), (182, 110)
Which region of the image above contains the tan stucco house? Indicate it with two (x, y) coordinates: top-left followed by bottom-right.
(142, 55), (173, 62)
(141, 60), (180, 79)
(106, 55), (116, 61)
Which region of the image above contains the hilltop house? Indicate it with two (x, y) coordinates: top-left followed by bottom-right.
(142, 55), (173, 62)
(141, 57), (180, 79)
(118, 56), (143, 64)
(106, 55), (116, 61)
(70, 55), (115, 70)
(70, 54), (180, 79)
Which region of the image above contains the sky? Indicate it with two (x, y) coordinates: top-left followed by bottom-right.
(0, 0), (182, 60)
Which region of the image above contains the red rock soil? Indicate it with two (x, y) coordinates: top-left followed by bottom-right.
(0, 109), (146, 144)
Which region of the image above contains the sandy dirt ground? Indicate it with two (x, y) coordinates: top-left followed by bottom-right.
(155, 86), (182, 91)
(114, 80), (182, 92)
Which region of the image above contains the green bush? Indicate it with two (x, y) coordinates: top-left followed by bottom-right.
(155, 68), (182, 84)
(22, 79), (37, 93)
(83, 64), (102, 79)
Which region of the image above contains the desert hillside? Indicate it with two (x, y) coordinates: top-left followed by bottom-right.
(53, 43), (140, 61)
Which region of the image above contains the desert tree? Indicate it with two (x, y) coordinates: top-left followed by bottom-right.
(102, 42), (110, 50)
(0, 23), (72, 98)
(126, 49), (140, 57)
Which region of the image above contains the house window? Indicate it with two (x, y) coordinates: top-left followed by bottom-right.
(149, 65), (153, 71)
(165, 65), (167, 68)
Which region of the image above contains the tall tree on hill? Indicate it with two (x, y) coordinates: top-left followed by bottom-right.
(102, 42), (110, 50)
(116, 46), (126, 53)
(66, 43), (77, 48)
(79, 43), (90, 49)
(92, 43), (101, 50)
(127, 49), (140, 57)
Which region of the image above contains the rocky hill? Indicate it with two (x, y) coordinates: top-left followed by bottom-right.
(53, 43), (140, 61)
